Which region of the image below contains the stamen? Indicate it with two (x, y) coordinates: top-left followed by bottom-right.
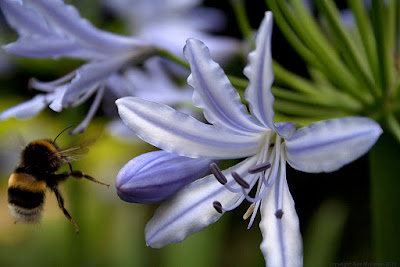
(70, 86), (105, 134)
(210, 162), (227, 184)
(248, 162), (271, 174)
(247, 200), (261, 229)
(29, 70), (76, 92)
(210, 163), (241, 193)
(240, 184), (270, 203)
(275, 209), (284, 219)
(213, 201), (223, 214)
(243, 203), (255, 220)
(231, 172), (250, 189)
(212, 196), (245, 214)
(275, 145), (286, 220)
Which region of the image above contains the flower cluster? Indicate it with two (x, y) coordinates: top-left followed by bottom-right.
(0, 1), (386, 266)
(0, 0), (238, 133)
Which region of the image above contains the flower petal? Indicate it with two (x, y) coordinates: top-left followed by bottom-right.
(184, 38), (264, 135)
(61, 56), (128, 107)
(145, 156), (257, 248)
(244, 11), (295, 138)
(116, 97), (262, 159)
(123, 58), (193, 105)
(285, 117), (383, 173)
(0, 94), (49, 120)
(116, 150), (213, 204)
(1, 0), (151, 60)
(24, 0), (146, 53)
(259, 176), (303, 267)
(3, 37), (95, 59)
(0, 0), (52, 37)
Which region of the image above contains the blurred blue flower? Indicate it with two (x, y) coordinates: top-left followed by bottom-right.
(116, 12), (382, 266)
(0, 0), (157, 133)
(103, 0), (241, 63)
(105, 57), (197, 139)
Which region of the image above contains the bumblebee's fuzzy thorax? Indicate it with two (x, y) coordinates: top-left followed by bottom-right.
(21, 140), (63, 173)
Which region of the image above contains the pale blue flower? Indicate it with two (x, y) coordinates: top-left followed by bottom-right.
(103, 0), (241, 62)
(116, 12), (382, 266)
(0, 0), (157, 133)
(116, 150), (213, 203)
(105, 57), (196, 139)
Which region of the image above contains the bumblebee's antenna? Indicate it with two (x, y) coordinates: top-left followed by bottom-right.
(53, 125), (74, 143)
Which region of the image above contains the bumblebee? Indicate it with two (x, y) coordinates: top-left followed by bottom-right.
(7, 126), (109, 233)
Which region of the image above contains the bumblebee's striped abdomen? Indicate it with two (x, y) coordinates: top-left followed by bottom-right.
(8, 173), (46, 193)
(7, 173), (46, 223)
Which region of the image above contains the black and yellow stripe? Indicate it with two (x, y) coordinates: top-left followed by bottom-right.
(7, 173), (46, 223)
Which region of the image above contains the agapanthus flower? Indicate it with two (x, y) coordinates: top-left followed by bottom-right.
(103, 0), (241, 62)
(115, 12), (382, 266)
(105, 57), (195, 139)
(0, 0), (157, 133)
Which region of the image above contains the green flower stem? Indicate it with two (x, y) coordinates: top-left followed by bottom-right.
(371, 0), (394, 100)
(158, 48), (249, 90)
(385, 113), (400, 143)
(227, 75), (248, 90)
(273, 62), (361, 112)
(396, 1), (400, 92)
(268, 0), (372, 105)
(387, 0), (397, 100)
(266, 0), (319, 65)
(273, 61), (321, 95)
(349, 0), (379, 85)
(229, 0), (255, 49)
(273, 99), (348, 119)
(272, 86), (359, 113)
(316, 0), (379, 98)
(157, 48), (190, 70)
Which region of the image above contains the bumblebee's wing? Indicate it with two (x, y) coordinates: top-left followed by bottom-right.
(58, 139), (96, 162)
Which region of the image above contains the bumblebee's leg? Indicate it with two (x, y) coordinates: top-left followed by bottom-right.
(68, 162), (110, 188)
(44, 172), (70, 189)
(52, 186), (79, 233)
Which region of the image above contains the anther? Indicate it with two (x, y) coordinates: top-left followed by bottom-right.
(231, 172), (250, 189)
(213, 201), (223, 214)
(275, 209), (284, 219)
(210, 162), (227, 185)
(243, 203), (255, 220)
(248, 162), (272, 174)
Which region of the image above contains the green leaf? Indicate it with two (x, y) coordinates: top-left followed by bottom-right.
(369, 133), (400, 261)
(304, 199), (348, 267)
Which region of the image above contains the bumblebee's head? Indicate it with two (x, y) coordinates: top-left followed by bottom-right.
(21, 140), (63, 172)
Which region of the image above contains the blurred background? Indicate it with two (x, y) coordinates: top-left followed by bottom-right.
(0, 0), (397, 266)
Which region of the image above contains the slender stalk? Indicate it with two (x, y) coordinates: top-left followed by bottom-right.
(317, 0), (378, 98)
(229, 0), (255, 49)
(266, 0), (320, 65)
(274, 99), (348, 118)
(349, 0), (379, 87)
(269, 0), (372, 105)
(227, 75), (248, 90)
(272, 86), (360, 112)
(157, 48), (190, 70)
(386, 113), (400, 143)
(371, 0), (393, 100)
(272, 61), (318, 95)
